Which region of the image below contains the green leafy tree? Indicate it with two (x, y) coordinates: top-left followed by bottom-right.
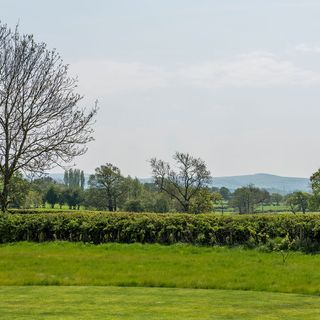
(0, 172), (30, 208)
(286, 192), (310, 214)
(64, 169), (85, 189)
(126, 177), (143, 200)
(256, 189), (271, 213)
(212, 192), (225, 213)
(189, 188), (213, 214)
(124, 199), (144, 212)
(24, 190), (43, 209)
(219, 187), (231, 201)
(88, 163), (127, 212)
(231, 185), (270, 214)
(311, 169), (320, 194)
(80, 171), (85, 190)
(271, 193), (283, 206)
(30, 176), (56, 208)
(310, 169), (320, 211)
(84, 188), (108, 210)
(64, 188), (83, 210)
(46, 186), (59, 208)
(56, 185), (66, 209)
(152, 196), (170, 213)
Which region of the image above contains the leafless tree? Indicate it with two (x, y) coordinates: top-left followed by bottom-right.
(0, 23), (97, 211)
(150, 152), (211, 212)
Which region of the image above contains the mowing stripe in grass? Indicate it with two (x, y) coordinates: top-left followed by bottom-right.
(1, 286), (320, 320)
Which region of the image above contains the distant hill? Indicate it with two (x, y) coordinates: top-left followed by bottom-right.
(49, 173), (311, 195)
(141, 173), (311, 195)
(211, 173), (310, 195)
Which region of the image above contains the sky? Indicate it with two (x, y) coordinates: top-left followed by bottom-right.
(1, 0), (320, 178)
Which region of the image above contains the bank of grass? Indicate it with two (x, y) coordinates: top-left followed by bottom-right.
(1, 242), (320, 295)
(2, 286), (320, 320)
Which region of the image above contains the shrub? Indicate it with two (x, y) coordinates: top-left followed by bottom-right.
(1, 211), (320, 252)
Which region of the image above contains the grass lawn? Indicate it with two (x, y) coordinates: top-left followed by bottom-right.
(2, 286), (320, 320)
(1, 242), (320, 294)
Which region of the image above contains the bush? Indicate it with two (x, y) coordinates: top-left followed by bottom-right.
(124, 200), (145, 212)
(1, 211), (320, 252)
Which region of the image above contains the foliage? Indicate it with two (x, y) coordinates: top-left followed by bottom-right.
(310, 169), (320, 211)
(64, 188), (83, 210)
(285, 192), (310, 214)
(83, 188), (108, 210)
(88, 163), (127, 211)
(124, 199), (145, 212)
(271, 193), (283, 206)
(64, 169), (85, 190)
(189, 188), (214, 213)
(0, 172), (30, 208)
(310, 169), (320, 195)
(219, 187), (231, 200)
(23, 191), (43, 209)
(231, 185), (270, 214)
(45, 186), (59, 209)
(1, 212), (320, 252)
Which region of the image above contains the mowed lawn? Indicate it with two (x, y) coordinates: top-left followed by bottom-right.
(1, 242), (320, 294)
(2, 286), (320, 320)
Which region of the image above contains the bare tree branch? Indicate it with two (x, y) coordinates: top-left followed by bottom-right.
(0, 23), (97, 211)
(150, 152), (211, 212)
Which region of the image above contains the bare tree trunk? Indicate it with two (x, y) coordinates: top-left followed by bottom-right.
(113, 197), (117, 212)
(0, 183), (8, 212)
(0, 173), (11, 212)
(108, 198), (113, 212)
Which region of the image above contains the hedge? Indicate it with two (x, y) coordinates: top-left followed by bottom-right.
(1, 212), (320, 251)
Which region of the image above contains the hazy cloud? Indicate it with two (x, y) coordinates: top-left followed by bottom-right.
(295, 43), (320, 53)
(70, 59), (170, 96)
(178, 52), (320, 88)
(72, 52), (320, 97)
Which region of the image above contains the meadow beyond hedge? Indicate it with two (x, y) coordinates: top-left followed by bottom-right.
(1, 212), (320, 251)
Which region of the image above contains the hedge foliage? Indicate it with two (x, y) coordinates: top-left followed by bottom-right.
(1, 212), (320, 251)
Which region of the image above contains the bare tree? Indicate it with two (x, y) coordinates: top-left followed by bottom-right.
(0, 23), (97, 211)
(150, 152), (211, 212)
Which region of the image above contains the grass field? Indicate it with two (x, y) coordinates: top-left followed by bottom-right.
(0, 242), (320, 294)
(2, 242), (320, 319)
(2, 286), (320, 320)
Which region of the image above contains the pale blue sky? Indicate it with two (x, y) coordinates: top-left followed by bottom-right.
(1, 0), (320, 177)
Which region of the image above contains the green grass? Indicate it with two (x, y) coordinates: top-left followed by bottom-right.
(1, 242), (320, 294)
(1, 286), (320, 319)
(2, 242), (320, 319)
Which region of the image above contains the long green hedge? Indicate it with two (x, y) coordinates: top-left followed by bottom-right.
(1, 212), (320, 251)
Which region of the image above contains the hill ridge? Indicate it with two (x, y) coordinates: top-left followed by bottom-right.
(49, 172), (311, 195)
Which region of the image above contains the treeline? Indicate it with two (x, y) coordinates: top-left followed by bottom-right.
(5, 169), (86, 210)
(2, 152), (320, 214)
(3, 175), (316, 215)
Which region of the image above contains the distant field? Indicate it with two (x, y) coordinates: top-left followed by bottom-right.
(1, 286), (320, 320)
(10, 206), (311, 214)
(1, 242), (320, 295)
